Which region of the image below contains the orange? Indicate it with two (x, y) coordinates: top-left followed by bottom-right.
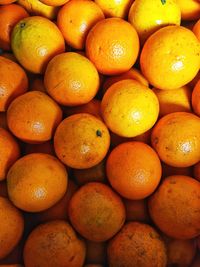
(57, 0), (104, 49)
(40, 0), (69, 7)
(148, 175), (200, 239)
(123, 199), (150, 223)
(68, 182), (126, 242)
(85, 241), (106, 265)
(0, 197), (24, 260)
(0, 0), (16, 5)
(151, 112), (200, 167)
(0, 56), (28, 112)
(0, 4), (29, 51)
(140, 26), (200, 90)
(176, 0), (200, 20)
(107, 222), (167, 267)
(54, 113), (110, 169)
(7, 153), (68, 212)
(23, 220), (86, 267)
(128, 0), (181, 44)
(101, 79), (159, 137)
(0, 128), (20, 181)
(192, 79), (200, 116)
(193, 19), (200, 41)
(44, 52), (100, 106)
(11, 16), (65, 74)
(7, 91), (62, 143)
(106, 141), (162, 199)
(94, 0), (134, 18)
(86, 18), (139, 75)
(193, 161), (200, 181)
(152, 85), (192, 117)
(23, 141), (55, 155)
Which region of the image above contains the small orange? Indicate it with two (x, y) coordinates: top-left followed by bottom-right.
(54, 113), (110, 169)
(85, 240), (106, 265)
(57, 0), (104, 49)
(0, 127), (20, 181)
(192, 79), (200, 116)
(193, 19), (200, 41)
(0, 0), (16, 5)
(7, 91), (62, 143)
(0, 197), (24, 260)
(0, 4), (29, 51)
(40, 0), (69, 7)
(7, 153), (68, 212)
(107, 222), (167, 267)
(106, 141), (162, 200)
(23, 220), (86, 267)
(140, 26), (200, 90)
(69, 182), (126, 242)
(151, 112), (200, 167)
(148, 175), (200, 239)
(101, 79), (159, 137)
(11, 16), (65, 74)
(44, 52), (100, 106)
(0, 56), (28, 112)
(86, 18), (139, 75)
(176, 0), (200, 21)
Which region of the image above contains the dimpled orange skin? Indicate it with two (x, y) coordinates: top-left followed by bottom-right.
(44, 52), (100, 106)
(7, 91), (62, 143)
(0, 197), (24, 260)
(57, 0), (105, 50)
(107, 222), (167, 267)
(0, 57), (28, 112)
(192, 79), (200, 116)
(11, 16), (65, 74)
(23, 220), (86, 267)
(101, 79), (159, 138)
(0, 128), (20, 181)
(54, 113), (110, 169)
(68, 182), (126, 242)
(151, 112), (200, 167)
(148, 175), (200, 239)
(86, 18), (139, 75)
(193, 19), (200, 41)
(140, 26), (200, 90)
(7, 153), (68, 212)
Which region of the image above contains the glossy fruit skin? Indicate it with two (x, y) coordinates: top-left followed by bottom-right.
(193, 19), (200, 41)
(140, 26), (200, 90)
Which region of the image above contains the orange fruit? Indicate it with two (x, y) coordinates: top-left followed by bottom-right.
(0, 4), (29, 51)
(23, 220), (86, 267)
(0, 197), (24, 260)
(152, 85), (192, 117)
(57, 0), (104, 49)
(140, 26), (200, 90)
(101, 79), (159, 137)
(68, 182), (126, 242)
(151, 112), (200, 167)
(193, 19), (200, 41)
(85, 240), (106, 265)
(11, 16), (65, 74)
(107, 222), (167, 267)
(54, 113), (110, 169)
(193, 161), (200, 182)
(23, 141), (55, 155)
(40, 0), (69, 6)
(86, 18), (139, 75)
(192, 79), (200, 116)
(94, 0), (134, 18)
(7, 91), (62, 143)
(106, 141), (162, 200)
(0, 56), (28, 112)
(0, 128), (20, 181)
(7, 153), (68, 212)
(176, 0), (200, 20)
(0, 0), (16, 5)
(148, 175), (200, 239)
(44, 52), (100, 106)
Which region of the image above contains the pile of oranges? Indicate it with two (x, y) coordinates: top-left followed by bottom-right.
(0, 0), (200, 266)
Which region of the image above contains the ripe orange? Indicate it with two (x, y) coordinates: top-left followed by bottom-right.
(140, 26), (200, 90)
(54, 113), (110, 169)
(0, 197), (24, 260)
(151, 112), (200, 167)
(148, 175), (200, 239)
(57, 0), (105, 50)
(7, 153), (68, 212)
(44, 52), (100, 106)
(68, 182), (126, 242)
(40, 0), (69, 6)
(0, 56), (28, 112)
(23, 220), (86, 267)
(11, 16), (65, 74)
(193, 19), (200, 41)
(0, 4), (29, 51)
(86, 18), (139, 75)
(192, 79), (200, 116)
(101, 79), (159, 137)
(107, 222), (167, 267)
(85, 240), (106, 265)
(0, 0), (16, 5)
(176, 0), (200, 20)
(7, 91), (62, 143)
